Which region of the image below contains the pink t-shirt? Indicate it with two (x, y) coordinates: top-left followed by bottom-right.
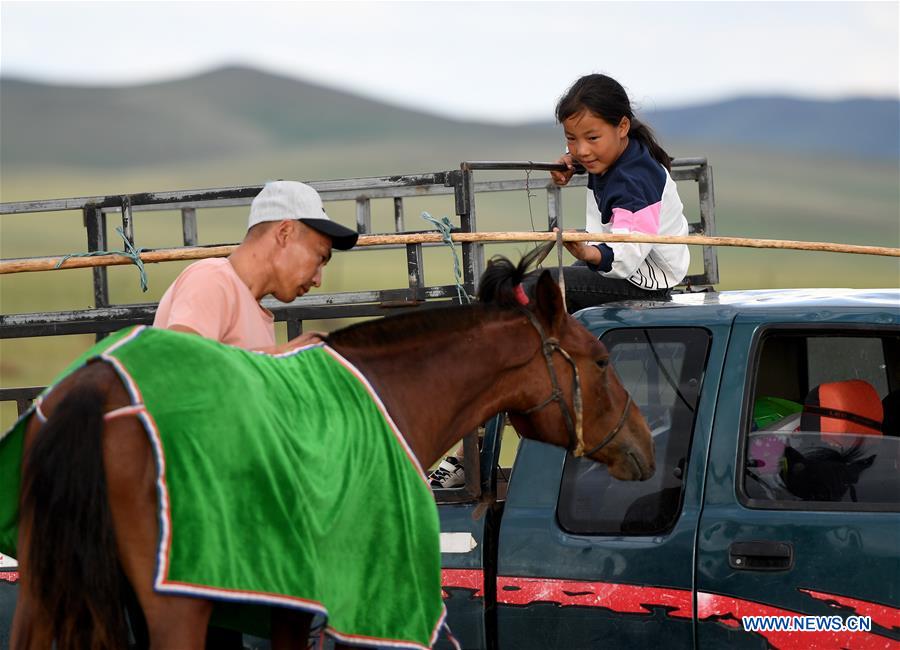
(153, 258), (275, 350)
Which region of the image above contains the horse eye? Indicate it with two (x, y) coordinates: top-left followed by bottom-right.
(596, 359), (609, 370)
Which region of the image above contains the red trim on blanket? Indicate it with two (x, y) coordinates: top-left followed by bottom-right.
(160, 578), (329, 613)
(103, 404), (147, 421)
(327, 623), (438, 650)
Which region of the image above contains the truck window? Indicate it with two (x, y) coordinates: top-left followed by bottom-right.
(557, 328), (710, 535)
(743, 331), (900, 509)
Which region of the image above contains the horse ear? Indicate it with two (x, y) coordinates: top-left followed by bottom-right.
(533, 270), (565, 332)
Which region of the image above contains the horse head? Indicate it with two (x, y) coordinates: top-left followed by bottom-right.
(478, 244), (655, 481)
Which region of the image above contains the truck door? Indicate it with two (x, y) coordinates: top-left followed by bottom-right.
(495, 326), (721, 649)
(696, 316), (900, 648)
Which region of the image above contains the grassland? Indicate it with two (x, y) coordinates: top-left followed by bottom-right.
(1, 141), (898, 431)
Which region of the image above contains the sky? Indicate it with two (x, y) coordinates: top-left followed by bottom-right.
(1, 0), (898, 124)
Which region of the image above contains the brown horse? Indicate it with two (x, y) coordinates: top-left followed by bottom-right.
(9, 248), (654, 649)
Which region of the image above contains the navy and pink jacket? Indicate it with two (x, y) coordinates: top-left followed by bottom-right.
(584, 138), (690, 290)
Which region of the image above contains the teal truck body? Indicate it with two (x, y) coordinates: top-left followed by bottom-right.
(436, 289), (899, 649)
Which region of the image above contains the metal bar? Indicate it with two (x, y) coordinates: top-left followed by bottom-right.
(0, 318), (155, 339)
(406, 243), (425, 303)
(698, 163), (719, 285)
(432, 487), (480, 504)
(671, 168), (701, 182)
(462, 432), (482, 499)
(393, 197), (404, 232)
(262, 284), (462, 309)
(286, 320), (303, 340)
(460, 158), (707, 172)
(458, 167), (482, 295)
(0, 386), (44, 415)
(181, 207), (198, 246)
(547, 185), (562, 230)
(479, 414), (505, 498)
(0, 173), (453, 214)
(90, 179), (564, 212)
(121, 196), (134, 246)
(0, 285), (465, 338)
(83, 205), (110, 312)
(9, 177), (589, 216)
(0, 304), (158, 338)
(355, 198), (371, 234)
(0, 162), (711, 215)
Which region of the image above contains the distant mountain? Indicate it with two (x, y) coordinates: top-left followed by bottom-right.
(1, 65), (897, 169)
(641, 96), (900, 161)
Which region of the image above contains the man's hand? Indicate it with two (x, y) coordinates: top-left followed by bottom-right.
(276, 332), (328, 354)
(550, 154), (576, 186)
(285, 331), (326, 349)
(258, 331), (326, 355)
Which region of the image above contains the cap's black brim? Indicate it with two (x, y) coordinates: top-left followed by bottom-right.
(299, 218), (359, 250)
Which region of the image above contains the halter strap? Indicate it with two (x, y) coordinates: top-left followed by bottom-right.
(517, 306), (584, 455)
(582, 393), (632, 459)
(515, 305), (631, 458)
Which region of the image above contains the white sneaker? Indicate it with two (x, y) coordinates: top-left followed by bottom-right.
(429, 456), (465, 488)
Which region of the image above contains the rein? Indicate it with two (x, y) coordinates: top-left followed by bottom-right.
(516, 306), (633, 458)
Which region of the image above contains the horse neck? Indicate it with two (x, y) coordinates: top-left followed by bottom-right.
(330, 312), (536, 469)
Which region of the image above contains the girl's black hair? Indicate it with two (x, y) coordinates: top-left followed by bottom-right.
(556, 74), (672, 171)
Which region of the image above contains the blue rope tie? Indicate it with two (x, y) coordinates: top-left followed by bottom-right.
(55, 226), (149, 292)
(420, 211), (472, 304)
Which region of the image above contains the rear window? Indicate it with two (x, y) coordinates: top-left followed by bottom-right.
(742, 331), (900, 510)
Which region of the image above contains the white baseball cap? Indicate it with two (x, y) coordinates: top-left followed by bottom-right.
(247, 181), (358, 250)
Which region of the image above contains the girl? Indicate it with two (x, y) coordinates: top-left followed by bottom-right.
(549, 73), (690, 311)
(430, 75), (691, 489)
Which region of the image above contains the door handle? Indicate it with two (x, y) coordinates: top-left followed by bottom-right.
(729, 541), (793, 571)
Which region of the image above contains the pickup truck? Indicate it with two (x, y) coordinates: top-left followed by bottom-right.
(1, 288), (898, 649)
(436, 288), (899, 649)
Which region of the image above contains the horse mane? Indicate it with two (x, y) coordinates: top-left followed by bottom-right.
(327, 243), (552, 348)
(326, 302), (505, 347)
(477, 242), (552, 306)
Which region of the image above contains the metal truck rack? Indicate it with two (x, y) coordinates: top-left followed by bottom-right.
(0, 159), (717, 417)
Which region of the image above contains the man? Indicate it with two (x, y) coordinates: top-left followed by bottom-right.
(154, 180), (358, 350)
(153, 180), (358, 647)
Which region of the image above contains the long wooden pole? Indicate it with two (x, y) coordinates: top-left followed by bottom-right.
(1, 232), (898, 275)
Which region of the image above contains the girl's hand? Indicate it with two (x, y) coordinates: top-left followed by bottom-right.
(555, 228), (602, 264)
(550, 154), (576, 186)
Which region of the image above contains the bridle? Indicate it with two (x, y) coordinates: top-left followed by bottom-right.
(516, 306), (632, 459)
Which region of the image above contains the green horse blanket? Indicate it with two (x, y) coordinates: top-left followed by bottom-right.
(0, 326), (445, 648)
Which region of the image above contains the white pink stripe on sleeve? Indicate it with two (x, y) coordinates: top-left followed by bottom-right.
(611, 202), (661, 234)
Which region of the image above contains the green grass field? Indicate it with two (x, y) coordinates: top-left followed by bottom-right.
(2, 143), (898, 430)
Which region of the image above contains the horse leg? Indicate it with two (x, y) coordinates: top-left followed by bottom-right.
(270, 607), (314, 649)
(103, 415), (213, 649)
